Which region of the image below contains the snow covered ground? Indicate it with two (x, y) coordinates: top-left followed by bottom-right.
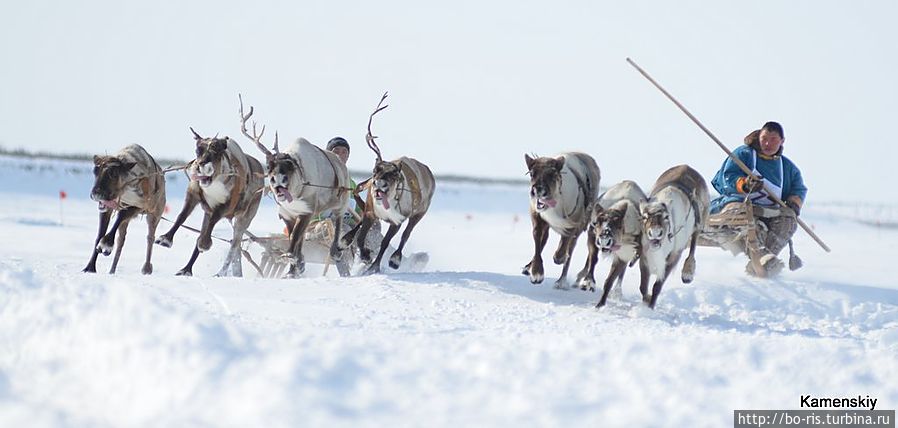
(1, 155), (897, 427)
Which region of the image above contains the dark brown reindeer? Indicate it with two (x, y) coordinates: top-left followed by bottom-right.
(240, 96), (352, 278)
(522, 152), (600, 289)
(83, 144), (165, 275)
(339, 92), (435, 275)
(154, 127), (264, 276)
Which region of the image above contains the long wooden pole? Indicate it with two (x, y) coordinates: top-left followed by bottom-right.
(626, 57), (830, 252)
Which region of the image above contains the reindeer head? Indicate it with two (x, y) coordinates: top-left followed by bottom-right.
(640, 200), (670, 249)
(525, 154), (565, 212)
(371, 160), (403, 210)
(266, 152), (299, 203)
(189, 128), (230, 188)
(91, 155), (137, 212)
(592, 200), (642, 253)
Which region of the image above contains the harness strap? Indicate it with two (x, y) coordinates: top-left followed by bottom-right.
(400, 161), (422, 209)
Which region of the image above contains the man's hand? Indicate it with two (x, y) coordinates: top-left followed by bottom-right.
(785, 199), (802, 217)
(737, 175), (764, 194)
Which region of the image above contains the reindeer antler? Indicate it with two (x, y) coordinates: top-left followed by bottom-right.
(366, 91), (389, 162)
(238, 93), (277, 160)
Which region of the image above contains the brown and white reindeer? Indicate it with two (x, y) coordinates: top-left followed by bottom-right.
(522, 152), (601, 289)
(240, 96), (352, 278)
(339, 92), (436, 275)
(586, 180), (649, 307)
(83, 144), (165, 275)
(154, 127), (264, 277)
(639, 164), (710, 309)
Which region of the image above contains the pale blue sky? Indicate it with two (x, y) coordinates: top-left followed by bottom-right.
(1, 0), (895, 201)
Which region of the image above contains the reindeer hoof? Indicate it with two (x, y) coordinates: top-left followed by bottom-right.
(359, 249), (373, 264)
(529, 271), (544, 284)
(155, 235), (173, 248)
(197, 239), (212, 252)
(578, 279), (596, 292)
(553, 279), (569, 290)
(97, 240), (113, 256)
(521, 262), (531, 276)
(363, 264), (381, 276)
(553, 254), (567, 265)
(175, 269), (193, 277)
(389, 252), (402, 270)
(141, 264), (153, 275)
(82, 264), (97, 273)
(681, 258), (695, 284)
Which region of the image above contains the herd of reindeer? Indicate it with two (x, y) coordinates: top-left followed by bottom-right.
(81, 92), (712, 310)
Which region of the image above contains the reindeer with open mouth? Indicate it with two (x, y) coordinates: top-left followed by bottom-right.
(84, 144), (165, 275)
(154, 127), (264, 277)
(339, 93), (435, 275)
(239, 96), (352, 278)
(587, 180), (649, 307)
(639, 164), (710, 309)
(522, 152), (600, 289)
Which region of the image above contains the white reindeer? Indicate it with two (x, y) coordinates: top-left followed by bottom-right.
(585, 180), (649, 307)
(639, 165), (710, 309)
(240, 96), (351, 278)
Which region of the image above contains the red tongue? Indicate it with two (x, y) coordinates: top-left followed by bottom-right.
(382, 197), (390, 210)
(544, 199), (557, 208)
(100, 200), (117, 210)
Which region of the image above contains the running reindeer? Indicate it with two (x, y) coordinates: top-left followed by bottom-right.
(522, 152), (600, 289)
(154, 127), (264, 277)
(639, 165), (710, 309)
(586, 180), (649, 307)
(241, 96), (352, 278)
(84, 144), (165, 275)
(339, 92), (435, 275)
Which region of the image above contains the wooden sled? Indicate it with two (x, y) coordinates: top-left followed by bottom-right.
(697, 199), (771, 277)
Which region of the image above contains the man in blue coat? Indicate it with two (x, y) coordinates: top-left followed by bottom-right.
(710, 121), (807, 276)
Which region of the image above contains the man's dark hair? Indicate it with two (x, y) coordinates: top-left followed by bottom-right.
(761, 121), (785, 139)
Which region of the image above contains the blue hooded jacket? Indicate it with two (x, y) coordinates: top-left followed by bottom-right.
(710, 144), (807, 213)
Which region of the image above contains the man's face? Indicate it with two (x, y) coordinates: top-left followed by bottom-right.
(331, 146), (349, 164)
(759, 129), (783, 156)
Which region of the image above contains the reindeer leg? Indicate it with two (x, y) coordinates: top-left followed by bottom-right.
(339, 217), (364, 250)
(389, 213), (424, 270)
(553, 235), (572, 265)
(523, 212), (549, 284)
(99, 207), (138, 257)
(554, 233), (579, 289)
(83, 210), (112, 273)
(364, 223), (400, 275)
(218, 217), (248, 278)
(681, 229), (700, 284)
(176, 247), (200, 276)
(577, 227), (599, 291)
(156, 191), (199, 248)
(109, 212), (137, 274)
(354, 216), (376, 264)
(286, 215), (313, 278)
(597, 257), (627, 308)
(638, 258), (651, 304)
(142, 214), (160, 275)
(648, 254), (679, 309)
(197, 207), (225, 253)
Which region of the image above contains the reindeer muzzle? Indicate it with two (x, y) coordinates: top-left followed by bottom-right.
(97, 199), (117, 213)
(375, 189), (391, 210)
(597, 229), (617, 253)
(535, 198), (557, 211)
(273, 186), (294, 203)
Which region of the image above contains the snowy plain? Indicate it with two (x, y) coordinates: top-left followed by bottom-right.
(0, 154), (897, 427)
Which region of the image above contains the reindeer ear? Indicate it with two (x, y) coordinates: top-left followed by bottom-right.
(524, 154), (536, 171)
(554, 156), (566, 169)
(93, 155), (102, 166)
(639, 201), (649, 216)
(121, 161), (138, 172)
(591, 203), (605, 223)
(190, 127), (202, 140)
